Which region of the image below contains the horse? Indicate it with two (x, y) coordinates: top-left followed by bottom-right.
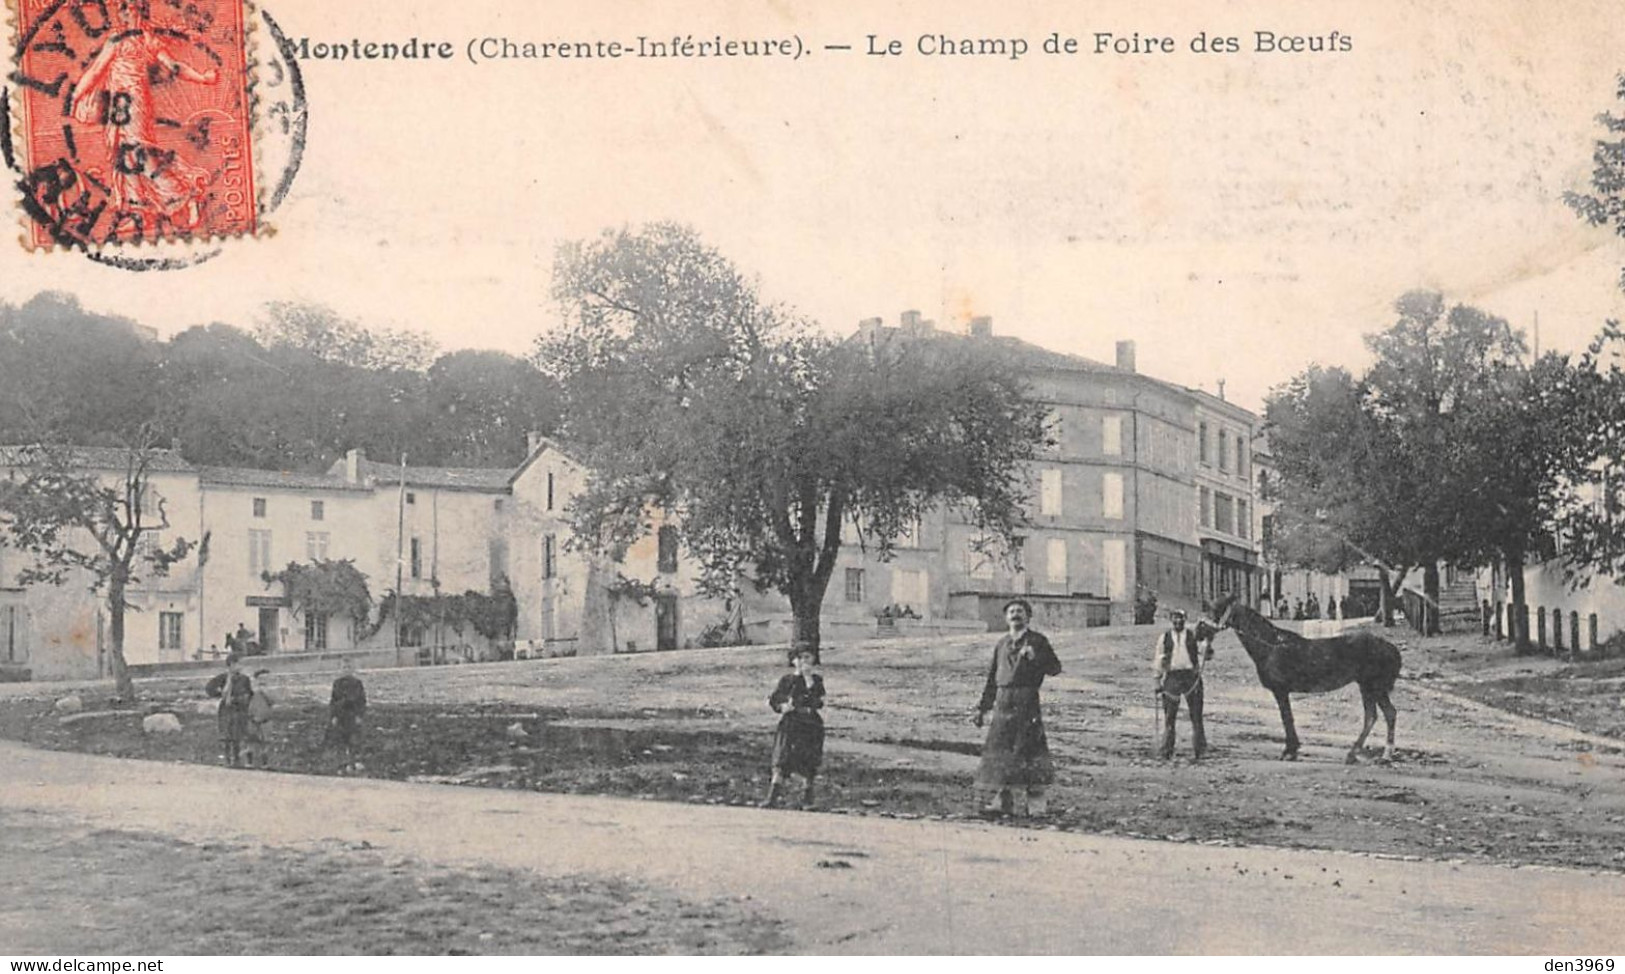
(1204, 593), (1401, 763)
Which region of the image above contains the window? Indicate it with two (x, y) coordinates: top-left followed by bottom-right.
(2, 605), (24, 663)
(546, 472), (555, 511)
(1237, 436), (1249, 479)
(252, 497), (267, 518)
(488, 539), (509, 586)
(542, 534), (556, 580)
(159, 612), (184, 651)
(1103, 539), (1128, 601)
(135, 532), (159, 560)
(305, 611), (328, 650)
(1219, 431), (1231, 472)
(409, 537), (422, 579)
(248, 529), (272, 578)
(405, 491), (416, 505)
(1045, 410), (1064, 453)
(493, 498), (505, 512)
(1198, 422), (1209, 464)
(1102, 415), (1122, 457)
(891, 569), (928, 610)
(657, 525), (679, 574)
(305, 531), (330, 561)
(1215, 493), (1235, 535)
(1039, 469), (1063, 517)
(1046, 538), (1067, 583)
(1199, 487), (1212, 528)
(1257, 468), (1270, 497)
(310, 500), (325, 521)
(1261, 514), (1275, 547)
(1102, 472), (1124, 520)
(845, 567), (865, 603)
(1237, 500), (1250, 540)
(895, 516), (921, 549)
(969, 538), (994, 579)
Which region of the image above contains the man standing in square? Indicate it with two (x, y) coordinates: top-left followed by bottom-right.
(1154, 608), (1212, 760)
(973, 599), (1062, 817)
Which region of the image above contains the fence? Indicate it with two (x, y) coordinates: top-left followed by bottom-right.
(1481, 599), (1616, 657)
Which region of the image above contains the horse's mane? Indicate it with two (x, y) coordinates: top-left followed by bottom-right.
(1228, 602), (1308, 649)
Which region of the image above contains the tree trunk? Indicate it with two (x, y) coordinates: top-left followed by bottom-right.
(1422, 562), (1442, 636)
(1506, 544), (1530, 654)
(1377, 567), (1397, 627)
(107, 575), (136, 702)
(790, 594), (823, 665)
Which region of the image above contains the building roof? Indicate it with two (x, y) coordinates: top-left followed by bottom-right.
(198, 466), (372, 492)
(0, 444), (193, 472)
(353, 457), (513, 492)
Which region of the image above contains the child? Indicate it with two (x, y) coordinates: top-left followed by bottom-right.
(242, 669), (275, 769)
(205, 654), (253, 768)
(761, 645), (825, 808)
(326, 657), (368, 772)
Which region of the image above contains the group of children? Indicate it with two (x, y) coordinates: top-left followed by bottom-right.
(208, 654), (369, 771)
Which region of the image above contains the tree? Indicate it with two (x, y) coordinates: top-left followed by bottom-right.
(0, 437), (196, 699)
(536, 224), (1048, 660)
(419, 350), (563, 466)
(1267, 293), (1532, 636)
(1546, 324), (1625, 590)
(0, 292), (161, 446)
(1265, 365), (1425, 626)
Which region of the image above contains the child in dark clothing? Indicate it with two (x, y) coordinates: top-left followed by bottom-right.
(761, 646), (825, 809)
(326, 657), (367, 772)
(205, 654), (254, 768)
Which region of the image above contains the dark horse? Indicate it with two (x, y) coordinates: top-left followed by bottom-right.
(1203, 594), (1401, 763)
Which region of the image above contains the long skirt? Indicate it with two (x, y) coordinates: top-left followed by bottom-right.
(771, 711), (824, 777)
(976, 686), (1054, 789)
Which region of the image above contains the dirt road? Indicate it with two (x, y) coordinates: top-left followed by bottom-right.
(1, 740), (1620, 954)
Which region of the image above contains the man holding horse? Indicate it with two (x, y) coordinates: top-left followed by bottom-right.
(1153, 608), (1213, 760)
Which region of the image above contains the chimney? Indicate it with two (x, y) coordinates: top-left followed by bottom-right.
(968, 315), (992, 338)
(527, 431), (545, 456)
(900, 309), (921, 330)
(344, 448), (364, 484)
(1217, 379), (1227, 402)
(1115, 340), (1137, 373)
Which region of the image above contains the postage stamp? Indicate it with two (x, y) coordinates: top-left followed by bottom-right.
(6, 0), (261, 251)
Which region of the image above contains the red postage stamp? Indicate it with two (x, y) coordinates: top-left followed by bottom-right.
(8, 0), (260, 250)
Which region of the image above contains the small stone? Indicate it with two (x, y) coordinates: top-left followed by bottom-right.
(142, 713), (183, 735)
(53, 694), (84, 715)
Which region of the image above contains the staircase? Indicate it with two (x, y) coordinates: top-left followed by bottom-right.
(1402, 572), (1481, 633)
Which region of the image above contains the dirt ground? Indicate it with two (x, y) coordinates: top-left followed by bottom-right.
(0, 805), (786, 955)
(2, 622), (1622, 877)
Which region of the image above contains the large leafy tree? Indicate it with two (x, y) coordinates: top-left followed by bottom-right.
(1267, 293), (1536, 635)
(419, 350), (563, 466)
(0, 292), (160, 446)
(1265, 365), (1426, 626)
(0, 437), (196, 699)
(536, 224), (1048, 659)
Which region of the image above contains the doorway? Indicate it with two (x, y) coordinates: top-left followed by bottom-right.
(258, 607), (280, 654)
(655, 595), (678, 652)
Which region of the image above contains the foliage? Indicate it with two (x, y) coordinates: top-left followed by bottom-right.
(1547, 323), (1625, 586)
(264, 559), (373, 623)
(376, 582), (518, 642)
(535, 224), (1049, 656)
(0, 438), (195, 698)
(1564, 74), (1625, 294)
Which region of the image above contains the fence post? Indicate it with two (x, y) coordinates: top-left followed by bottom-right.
(1537, 607), (1547, 652)
(1482, 600), (1491, 638)
(1591, 613), (1600, 653)
(1494, 602), (1504, 640)
(1553, 609), (1563, 653)
(1571, 611), (1581, 657)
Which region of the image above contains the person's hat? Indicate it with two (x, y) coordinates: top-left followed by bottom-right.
(1170, 609), (1187, 621)
(1002, 598), (1033, 616)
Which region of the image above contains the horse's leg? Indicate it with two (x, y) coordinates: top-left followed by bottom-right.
(1376, 691), (1397, 763)
(1347, 687), (1377, 765)
(1273, 690), (1300, 760)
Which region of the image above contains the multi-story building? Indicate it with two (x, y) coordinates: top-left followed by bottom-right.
(1193, 388), (1261, 607)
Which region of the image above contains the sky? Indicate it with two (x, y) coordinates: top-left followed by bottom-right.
(5, 0), (1625, 412)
